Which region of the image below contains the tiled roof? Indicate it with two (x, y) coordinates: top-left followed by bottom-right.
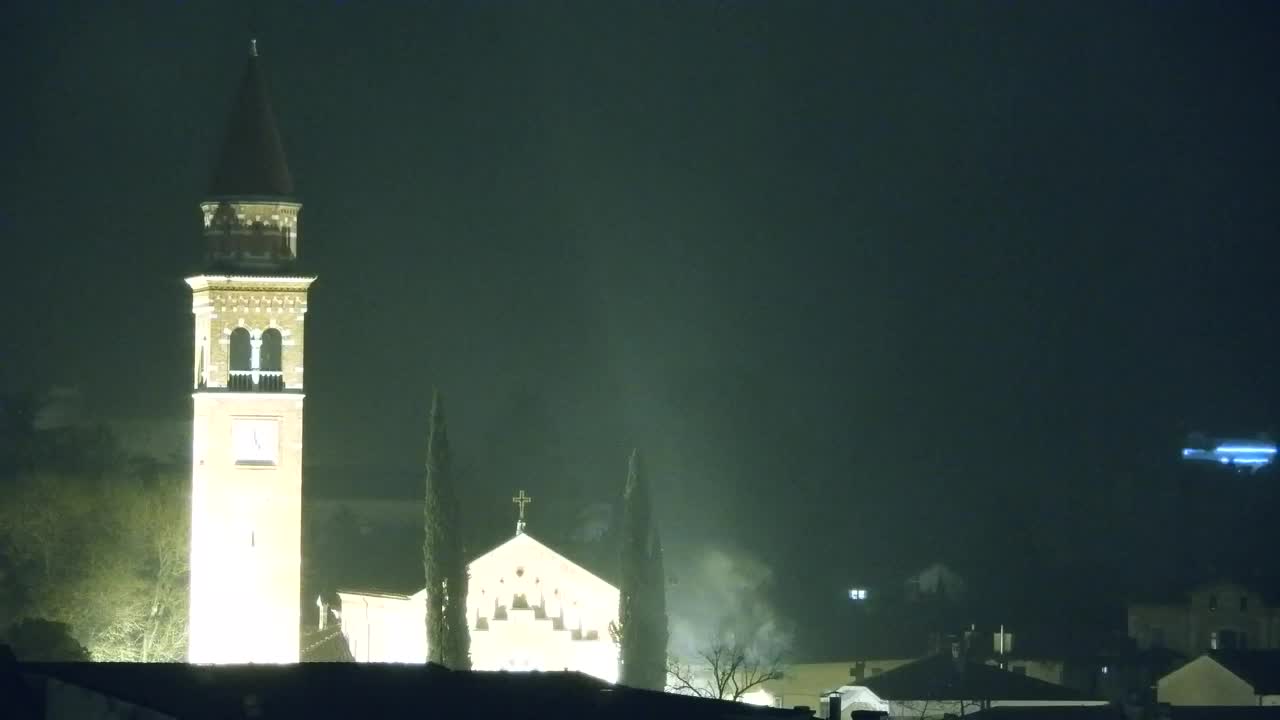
(965, 706), (1126, 720)
(966, 706), (1280, 720)
(300, 625), (354, 663)
(1170, 708), (1280, 720)
(861, 653), (1096, 702)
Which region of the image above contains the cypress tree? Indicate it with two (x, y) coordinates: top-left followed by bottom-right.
(617, 448), (669, 689)
(423, 390), (470, 668)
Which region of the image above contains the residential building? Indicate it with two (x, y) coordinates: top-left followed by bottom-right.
(819, 652), (1108, 720)
(1158, 650), (1280, 706)
(1129, 582), (1280, 657)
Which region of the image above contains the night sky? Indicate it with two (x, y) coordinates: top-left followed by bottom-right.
(4, 1), (1280, 658)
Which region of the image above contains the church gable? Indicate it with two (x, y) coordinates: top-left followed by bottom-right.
(467, 533), (619, 639)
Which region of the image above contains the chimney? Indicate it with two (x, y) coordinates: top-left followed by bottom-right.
(826, 691), (843, 720)
(951, 641), (963, 663)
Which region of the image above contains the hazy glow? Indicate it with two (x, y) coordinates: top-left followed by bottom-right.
(741, 689), (776, 706)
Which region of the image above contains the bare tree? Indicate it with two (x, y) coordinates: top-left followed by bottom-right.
(665, 637), (785, 703)
(0, 468), (188, 661)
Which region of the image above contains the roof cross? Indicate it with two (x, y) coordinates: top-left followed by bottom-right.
(512, 490), (532, 535)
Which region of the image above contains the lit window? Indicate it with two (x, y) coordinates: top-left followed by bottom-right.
(849, 588), (868, 601)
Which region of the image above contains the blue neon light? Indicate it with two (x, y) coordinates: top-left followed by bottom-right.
(1215, 446), (1276, 454)
(1180, 435), (1276, 473)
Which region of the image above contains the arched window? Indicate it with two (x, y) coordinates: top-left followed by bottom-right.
(260, 328), (282, 371)
(229, 328), (251, 390)
(260, 328), (284, 391)
(229, 328), (251, 371)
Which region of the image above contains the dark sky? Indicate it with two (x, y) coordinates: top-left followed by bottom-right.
(4, 1), (1280, 657)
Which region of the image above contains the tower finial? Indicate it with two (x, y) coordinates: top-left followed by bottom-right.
(250, 38), (258, 57)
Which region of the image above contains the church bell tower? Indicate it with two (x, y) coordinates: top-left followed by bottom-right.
(187, 40), (313, 664)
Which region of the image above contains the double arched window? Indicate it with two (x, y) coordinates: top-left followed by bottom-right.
(226, 326), (285, 391)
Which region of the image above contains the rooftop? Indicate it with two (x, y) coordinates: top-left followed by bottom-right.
(861, 653), (1097, 702)
(10, 660), (812, 720)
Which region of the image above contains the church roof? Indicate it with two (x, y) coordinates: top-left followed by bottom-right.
(300, 625), (355, 663)
(208, 42), (294, 198)
(471, 531), (618, 591)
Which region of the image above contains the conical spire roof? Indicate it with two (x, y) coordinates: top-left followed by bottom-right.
(208, 41), (294, 197)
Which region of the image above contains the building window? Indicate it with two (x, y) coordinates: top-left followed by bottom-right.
(1150, 627), (1165, 649)
(1214, 629), (1243, 650)
(849, 588), (868, 601)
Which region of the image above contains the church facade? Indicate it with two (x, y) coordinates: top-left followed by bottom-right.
(187, 41), (313, 664)
(338, 513), (621, 683)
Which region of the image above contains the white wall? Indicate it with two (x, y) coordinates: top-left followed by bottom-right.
(1158, 655), (1258, 706)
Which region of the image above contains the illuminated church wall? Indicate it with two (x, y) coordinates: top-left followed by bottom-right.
(336, 591), (426, 663)
(338, 532), (620, 683)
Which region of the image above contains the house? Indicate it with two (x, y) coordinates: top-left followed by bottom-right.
(759, 659), (918, 711)
(2, 654), (817, 720)
(819, 652), (1107, 719)
(768, 628), (1131, 713)
(1129, 581), (1280, 657)
(1157, 650), (1280, 706)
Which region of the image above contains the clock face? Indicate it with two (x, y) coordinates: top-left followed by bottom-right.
(232, 418), (280, 466)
